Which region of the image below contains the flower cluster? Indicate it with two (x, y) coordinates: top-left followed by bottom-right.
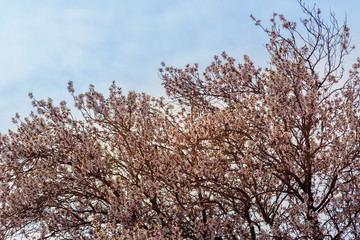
(1, 2), (360, 240)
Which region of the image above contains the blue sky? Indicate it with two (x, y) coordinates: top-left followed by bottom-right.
(0, 0), (359, 133)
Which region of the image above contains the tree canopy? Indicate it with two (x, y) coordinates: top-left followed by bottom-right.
(1, 2), (359, 239)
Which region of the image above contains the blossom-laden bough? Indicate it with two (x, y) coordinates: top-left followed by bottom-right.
(1, 1), (359, 239)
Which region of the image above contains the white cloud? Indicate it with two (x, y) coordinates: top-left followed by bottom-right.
(0, 0), (360, 132)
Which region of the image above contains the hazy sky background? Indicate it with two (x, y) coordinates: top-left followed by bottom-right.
(0, 0), (359, 133)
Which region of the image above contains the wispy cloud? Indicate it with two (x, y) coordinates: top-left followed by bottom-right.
(0, 0), (359, 132)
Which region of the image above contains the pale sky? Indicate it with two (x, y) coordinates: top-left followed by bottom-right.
(0, 0), (359, 133)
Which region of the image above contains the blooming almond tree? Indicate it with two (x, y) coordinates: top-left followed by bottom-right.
(0, 1), (359, 239)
